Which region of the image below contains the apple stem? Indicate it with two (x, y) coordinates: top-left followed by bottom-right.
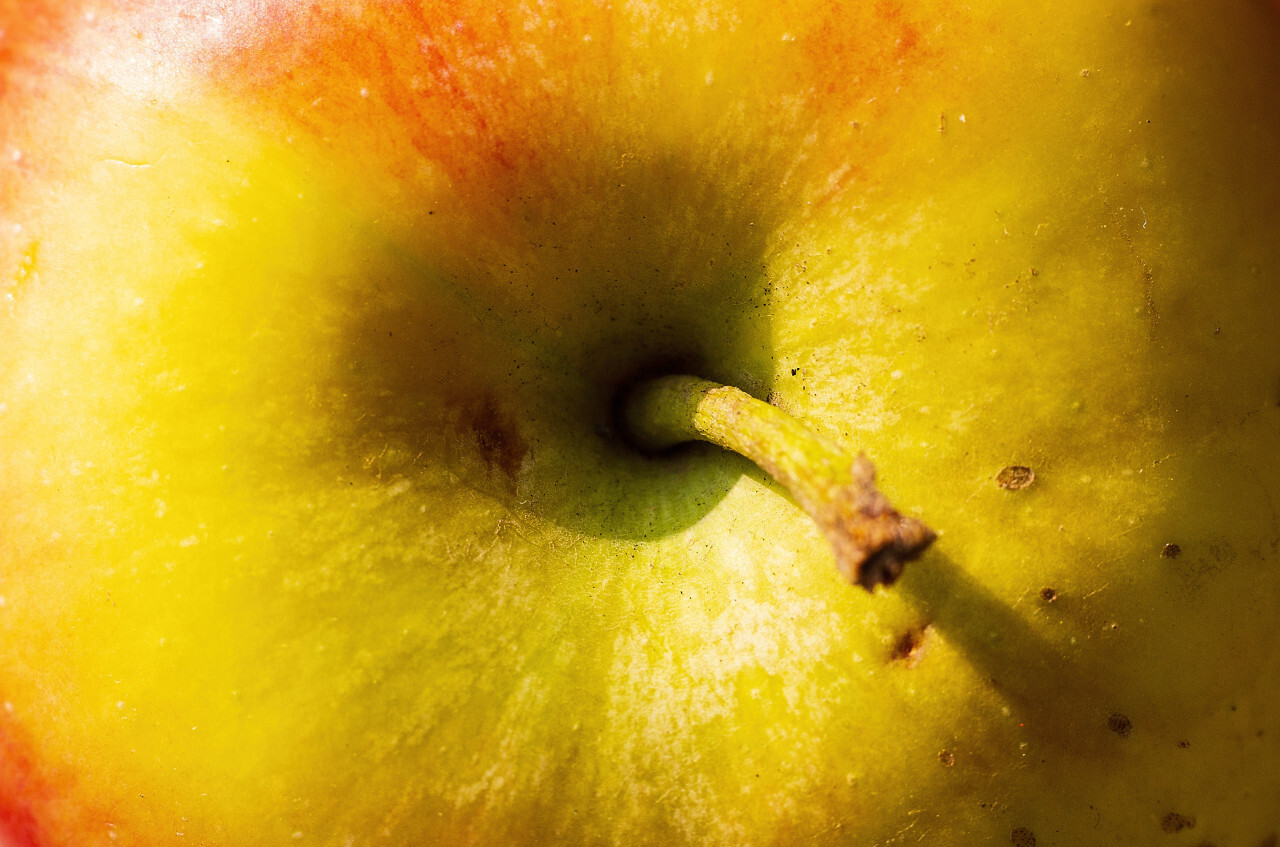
(621, 375), (936, 591)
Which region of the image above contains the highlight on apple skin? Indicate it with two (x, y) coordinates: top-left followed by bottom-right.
(3, 1), (1280, 845)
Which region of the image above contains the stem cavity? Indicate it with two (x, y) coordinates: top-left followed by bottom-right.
(621, 375), (936, 591)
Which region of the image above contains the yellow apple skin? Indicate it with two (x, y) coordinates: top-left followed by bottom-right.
(2, 1), (1280, 845)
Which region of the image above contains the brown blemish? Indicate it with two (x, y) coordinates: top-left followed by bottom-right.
(996, 465), (1035, 490)
(888, 623), (932, 666)
(1010, 827), (1037, 847)
(1161, 543), (1182, 559)
(937, 749), (955, 767)
(461, 396), (527, 482)
(1107, 713), (1133, 737)
(1039, 587), (1058, 603)
(1160, 812), (1195, 833)
(1177, 739), (1191, 749)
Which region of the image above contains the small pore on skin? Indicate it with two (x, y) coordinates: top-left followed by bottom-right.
(996, 465), (1035, 490)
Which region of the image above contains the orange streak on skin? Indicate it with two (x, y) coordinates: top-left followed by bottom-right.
(207, 3), (567, 191)
(175, 0), (972, 334)
(0, 0), (88, 77)
(0, 724), (48, 847)
(195, 1), (955, 210)
(1, 0), (97, 274)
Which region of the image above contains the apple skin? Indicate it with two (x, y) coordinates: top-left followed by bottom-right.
(3, 1), (1280, 845)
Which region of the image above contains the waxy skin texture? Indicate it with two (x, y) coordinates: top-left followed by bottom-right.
(3, 1), (1280, 844)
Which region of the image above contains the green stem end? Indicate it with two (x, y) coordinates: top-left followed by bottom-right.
(621, 375), (936, 591)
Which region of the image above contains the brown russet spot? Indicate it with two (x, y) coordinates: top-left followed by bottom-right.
(937, 749), (955, 767)
(1010, 827), (1037, 847)
(1161, 543), (1182, 559)
(463, 397), (527, 482)
(996, 465), (1035, 490)
(1160, 812), (1195, 833)
(888, 624), (932, 666)
(1039, 587), (1058, 603)
(1107, 713), (1133, 737)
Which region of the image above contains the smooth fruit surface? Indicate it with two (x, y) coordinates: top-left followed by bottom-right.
(3, 1), (1280, 845)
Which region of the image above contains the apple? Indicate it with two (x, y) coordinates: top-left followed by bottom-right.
(3, 0), (1280, 844)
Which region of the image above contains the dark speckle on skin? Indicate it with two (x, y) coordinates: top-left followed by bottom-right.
(1107, 713), (1133, 737)
(1010, 827), (1037, 847)
(1160, 812), (1195, 834)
